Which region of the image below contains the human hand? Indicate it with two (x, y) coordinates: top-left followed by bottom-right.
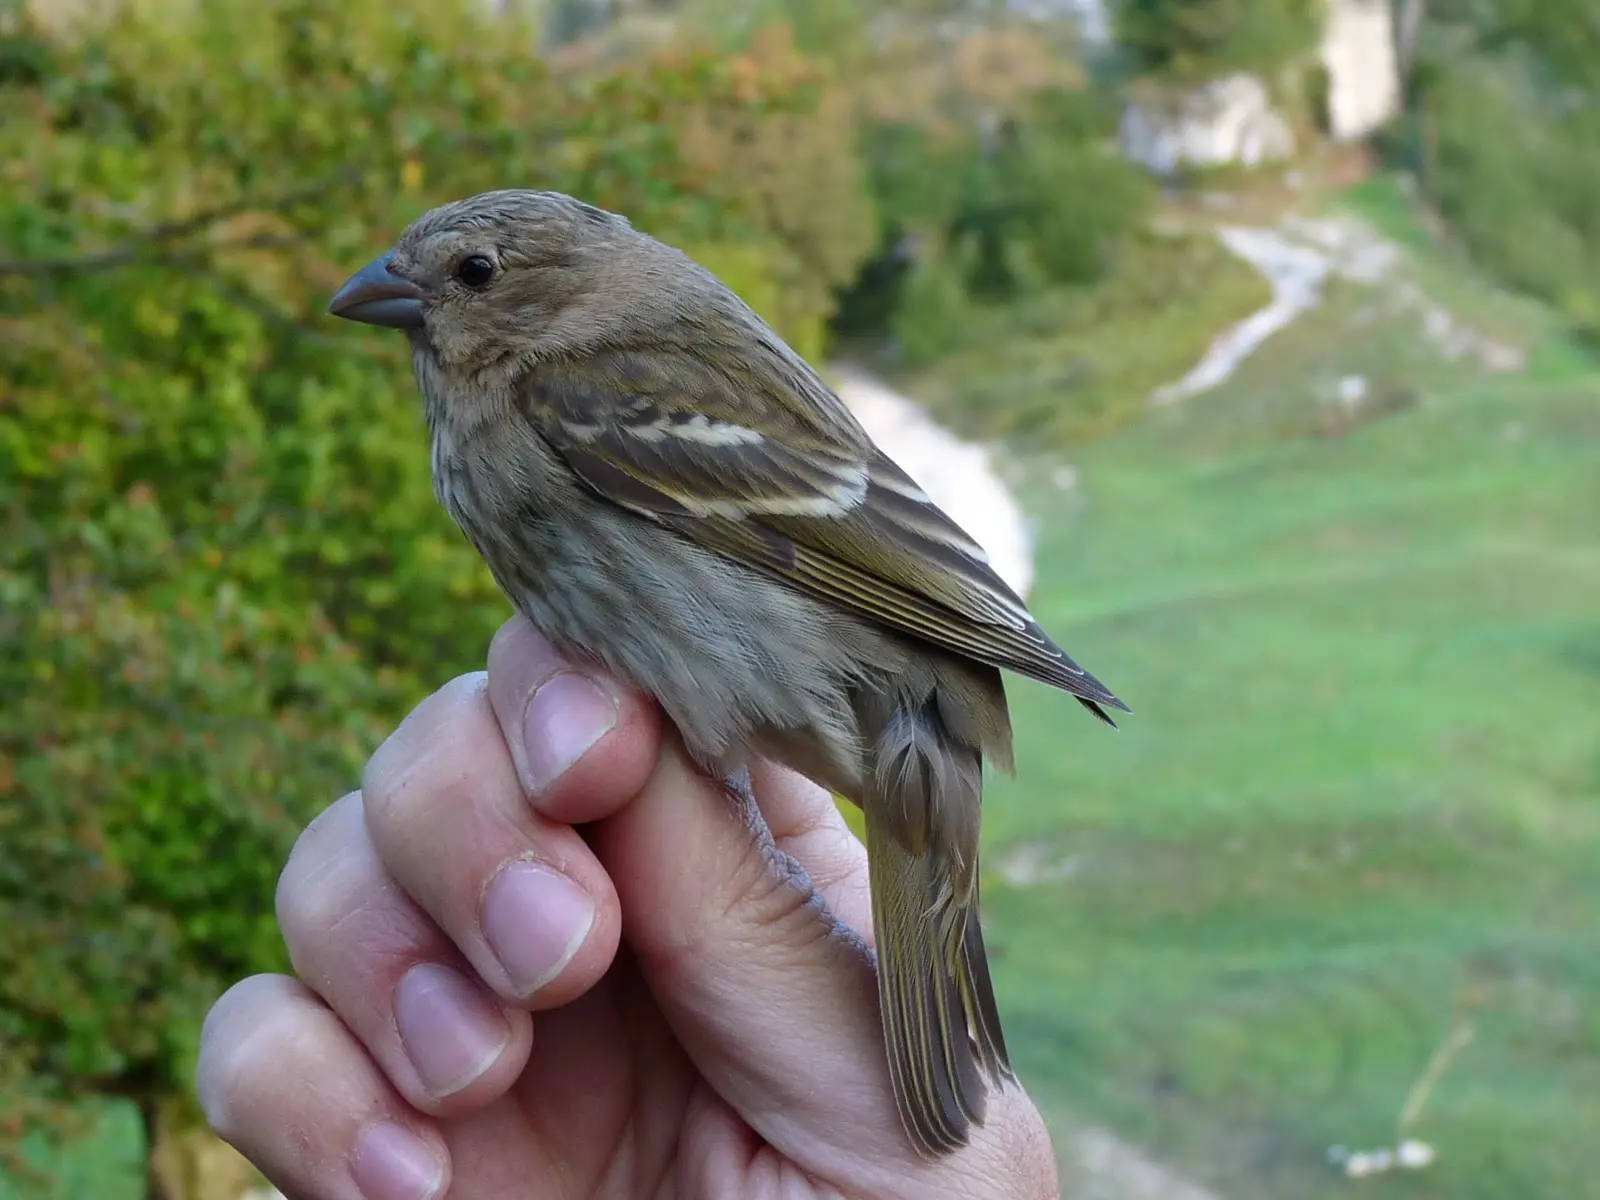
(196, 616), (1059, 1199)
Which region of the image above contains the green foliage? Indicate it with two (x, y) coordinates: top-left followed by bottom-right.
(1428, 0), (1600, 88)
(891, 255), (974, 367)
(0, 0), (874, 1149)
(986, 90), (1154, 288)
(1114, 0), (1320, 82)
(858, 120), (981, 243)
(1429, 62), (1600, 338)
(1391, 2), (1600, 341)
(840, 87), (1154, 360)
(0, 1098), (144, 1200)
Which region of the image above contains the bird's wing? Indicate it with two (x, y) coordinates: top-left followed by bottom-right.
(520, 348), (1126, 715)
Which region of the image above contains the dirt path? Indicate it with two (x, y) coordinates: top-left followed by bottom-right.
(1068, 1127), (1227, 1200)
(1153, 213), (1523, 404)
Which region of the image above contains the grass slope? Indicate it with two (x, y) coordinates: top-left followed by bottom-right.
(973, 186), (1600, 1197)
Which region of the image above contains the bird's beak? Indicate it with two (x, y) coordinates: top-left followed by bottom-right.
(327, 252), (426, 329)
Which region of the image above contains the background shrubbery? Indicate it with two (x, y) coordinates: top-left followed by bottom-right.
(1114, 0), (1320, 83)
(1382, 0), (1600, 344)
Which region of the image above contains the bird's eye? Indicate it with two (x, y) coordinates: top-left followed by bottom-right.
(456, 255), (495, 288)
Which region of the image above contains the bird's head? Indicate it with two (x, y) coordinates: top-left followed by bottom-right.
(328, 189), (702, 371)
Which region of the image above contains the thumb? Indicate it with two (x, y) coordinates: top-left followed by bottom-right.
(589, 735), (920, 1173)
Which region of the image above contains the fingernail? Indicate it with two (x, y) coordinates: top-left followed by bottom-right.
(481, 859), (595, 997)
(350, 1121), (444, 1200)
(519, 671), (618, 794)
(393, 963), (509, 1099)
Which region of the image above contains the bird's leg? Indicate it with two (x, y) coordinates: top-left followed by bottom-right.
(720, 765), (809, 890)
(720, 764), (761, 828)
(720, 765), (872, 958)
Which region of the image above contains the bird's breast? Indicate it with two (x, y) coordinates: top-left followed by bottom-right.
(425, 412), (885, 779)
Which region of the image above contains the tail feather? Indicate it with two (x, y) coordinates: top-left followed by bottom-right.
(958, 895), (1013, 1085)
(865, 807), (985, 1156)
(857, 667), (1016, 1158)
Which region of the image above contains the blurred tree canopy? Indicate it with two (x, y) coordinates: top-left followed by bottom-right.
(1444, 0), (1600, 88)
(0, 0), (1152, 1169)
(729, 1), (1155, 352)
(1112, 0), (1320, 83)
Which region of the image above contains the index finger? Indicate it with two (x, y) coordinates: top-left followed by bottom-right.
(485, 616), (663, 825)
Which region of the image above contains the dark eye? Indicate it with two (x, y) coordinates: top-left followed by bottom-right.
(456, 255), (495, 288)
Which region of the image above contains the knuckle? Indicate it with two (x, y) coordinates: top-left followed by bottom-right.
(984, 1089), (1058, 1198)
(275, 793), (362, 945)
(361, 673), (497, 839)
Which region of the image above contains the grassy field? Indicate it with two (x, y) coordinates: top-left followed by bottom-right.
(966, 182), (1600, 1197)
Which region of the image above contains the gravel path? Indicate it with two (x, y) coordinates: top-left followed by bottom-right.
(1153, 213), (1523, 405)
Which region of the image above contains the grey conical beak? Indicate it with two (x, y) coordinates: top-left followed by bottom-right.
(328, 252), (426, 329)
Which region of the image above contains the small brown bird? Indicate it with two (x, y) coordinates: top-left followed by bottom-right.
(329, 190), (1126, 1157)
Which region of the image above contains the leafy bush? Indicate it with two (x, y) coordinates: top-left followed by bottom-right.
(985, 89), (1154, 289)
(1432, 0), (1600, 89)
(0, 0), (875, 1158)
(897, 229), (1271, 446)
(841, 84), (1153, 363)
(1429, 61), (1600, 332)
(1391, 2), (1600, 341)
(1113, 0), (1320, 83)
(891, 254), (974, 367)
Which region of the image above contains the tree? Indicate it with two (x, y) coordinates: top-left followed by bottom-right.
(1113, 0), (1321, 82)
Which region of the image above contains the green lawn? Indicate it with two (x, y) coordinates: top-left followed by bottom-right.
(971, 186), (1600, 1197)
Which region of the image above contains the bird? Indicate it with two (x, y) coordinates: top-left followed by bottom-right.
(328, 189), (1127, 1158)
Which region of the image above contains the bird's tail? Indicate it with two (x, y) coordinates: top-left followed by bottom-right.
(864, 701), (1012, 1158)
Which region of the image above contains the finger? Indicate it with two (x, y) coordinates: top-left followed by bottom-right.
(588, 734), (904, 1167)
(197, 974), (451, 1200)
(360, 670), (626, 1009)
(276, 792), (532, 1113)
(484, 615), (662, 825)
(485, 615), (870, 925)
